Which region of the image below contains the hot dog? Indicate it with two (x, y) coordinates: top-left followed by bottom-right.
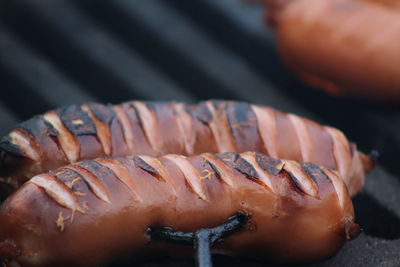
(265, 0), (400, 101)
(0, 100), (373, 196)
(0, 152), (358, 266)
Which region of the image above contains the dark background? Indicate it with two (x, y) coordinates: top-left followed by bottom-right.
(0, 0), (399, 266)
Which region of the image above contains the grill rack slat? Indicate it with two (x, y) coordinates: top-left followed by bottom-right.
(0, 24), (95, 107)
(0, 0), (398, 266)
(0, 0), (193, 103)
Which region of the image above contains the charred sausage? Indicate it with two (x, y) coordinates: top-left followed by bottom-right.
(0, 152), (358, 266)
(0, 100), (373, 196)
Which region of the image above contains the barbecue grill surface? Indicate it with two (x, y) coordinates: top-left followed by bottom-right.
(0, 0), (399, 266)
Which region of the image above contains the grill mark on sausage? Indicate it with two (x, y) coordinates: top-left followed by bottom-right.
(29, 173), (84, 213)
(201, 153), (234, 186)
(288, 114), (313, 162)
(186, 102), (213, 124)
(255, 152), (282, 176)
(206, 101), (236, 153)
(145, 101), (158, 111)
(113, 106), (134, 153)
(233, 156), (259, 180)
(67, 165), (111, 204)
(285, 170), (306, 194)
(87, 103), (115, 125)
(164, 154), (208, 201)
(43, 119), (60, 138)
(95, 158), (142, 202)
(132, 156), (159, 176)
(125, 102), (154, 150)
(129, 103), (143, 127)
(207, 161), (221, 179)
(219, 152), (240, 163)
(241, 152), (274, 192)
(57, 105), (97, 136)
(282, 160), (319, 197)
(55, 167), (86, 195)
(18, 116), (58, 138)
(82, 105), (112, 156)
(251, 105), (279, 158)
(174, 103), (195, 155)
(137, 155), (177, 195)
(132, 101), (158, 151)
(320, 167), (347, 210)
(301, 162), (330, 184)
(44, 111), (80, 163)
(209, 100), (225, 110)
(75, 160), (115, 186)
(226, 102), (258, 152)
(7, 130), (41, 162)
(0, 136), (25, 158)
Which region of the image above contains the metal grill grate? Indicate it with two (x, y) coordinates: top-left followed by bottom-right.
(0, 0), (399, 266)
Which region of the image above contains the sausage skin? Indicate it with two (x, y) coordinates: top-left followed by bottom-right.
(0, 152), (358, 266)
(0, 100), (373, 196)
(266, 0), (400, 101)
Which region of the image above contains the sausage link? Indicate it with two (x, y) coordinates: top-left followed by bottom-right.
(0, 100), (373, 196)
(0, 152), (358, 266)
(265, 0), (400, 101)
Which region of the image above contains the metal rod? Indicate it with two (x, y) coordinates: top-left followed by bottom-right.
(194, 229), (212, 267)
(147, 213), (248, 267)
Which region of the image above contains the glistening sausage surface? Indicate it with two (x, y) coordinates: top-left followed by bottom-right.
(0, 100), (373, 196)
(0, 152), (358, 266)
(265, 0), (400, 101)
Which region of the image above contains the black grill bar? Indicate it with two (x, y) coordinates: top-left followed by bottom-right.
(0, 0), (194, 103)
(0, 104), (18, 135)
(0, 24), (95, 107)
(74, 0), (233, 101)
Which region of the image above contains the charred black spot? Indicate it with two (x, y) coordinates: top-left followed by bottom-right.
(226, 102), (252, 126)
(58, 105), (97, 136)
(255, 152), (281, 176)
(18, 116), (46, 137)
(16, 115), (59, 139)
(301, 162), (329, 185)
(55, 167), (86, 193)
(133, 156), (159, 176)
(44, 119), (59, 137)
(0, 136), (25, 157)
(187, 102), (213, 124)
(75, 160), (111, 183)
(234, 157), (259, 180)
(88, 103), (115, 125)
(207, 161), (221, 179)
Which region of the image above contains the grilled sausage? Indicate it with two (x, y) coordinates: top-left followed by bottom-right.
(0, 100), (373, 196)
(265, 0), (400, 101)
(0, 152), (358, 266)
